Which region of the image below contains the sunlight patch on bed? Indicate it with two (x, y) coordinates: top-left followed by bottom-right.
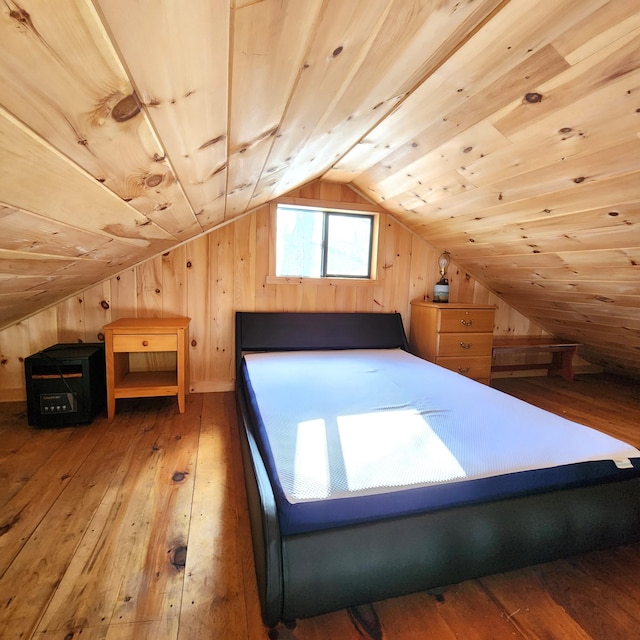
(291, 410), (468, 500)
(337, 409), (467, 491)
(293, 418), (330, 498)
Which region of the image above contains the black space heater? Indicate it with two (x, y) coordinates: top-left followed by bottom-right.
(24, 343), (106, 427)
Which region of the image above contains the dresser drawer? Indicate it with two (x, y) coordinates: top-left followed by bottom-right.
(112, 334), (178, 352)
(438, 308), (495, 333)
(437, 332), (493, 357)
(436, 356), (492, 379)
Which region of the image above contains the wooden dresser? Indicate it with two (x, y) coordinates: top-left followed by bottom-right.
(409, 301), (496, 384)
(103, 317), (190, 418)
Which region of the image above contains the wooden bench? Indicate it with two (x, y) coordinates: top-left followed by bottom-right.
(491, 336), (581, 382)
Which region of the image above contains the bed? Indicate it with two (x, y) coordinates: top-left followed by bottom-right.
(234, 311), (640, 629)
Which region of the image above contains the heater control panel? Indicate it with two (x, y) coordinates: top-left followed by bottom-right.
(39, 392), (77, 414)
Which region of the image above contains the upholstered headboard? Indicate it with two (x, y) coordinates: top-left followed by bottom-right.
(235, 311), (408, 375)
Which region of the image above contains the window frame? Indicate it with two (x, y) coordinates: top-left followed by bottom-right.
(268, 197), (380, 285)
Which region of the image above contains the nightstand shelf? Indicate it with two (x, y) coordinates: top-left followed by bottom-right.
(113, 370), (178, 392)
(103, 317), (190, 418)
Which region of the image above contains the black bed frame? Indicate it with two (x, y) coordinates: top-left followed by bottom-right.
(234, 311), (640, 629)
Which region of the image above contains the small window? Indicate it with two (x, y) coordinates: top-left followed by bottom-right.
(275, 204), (375, 279)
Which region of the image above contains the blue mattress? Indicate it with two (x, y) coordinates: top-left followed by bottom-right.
(241, 349), (640, 535)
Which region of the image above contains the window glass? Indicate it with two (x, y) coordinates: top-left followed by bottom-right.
(276, 206), (324, 277)
(276, 205), (374, 279)
(325, 213), (372, 278)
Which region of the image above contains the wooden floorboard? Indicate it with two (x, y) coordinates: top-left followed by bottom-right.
(0, 373), (639, 639)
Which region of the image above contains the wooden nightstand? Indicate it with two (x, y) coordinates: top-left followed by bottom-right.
(409, 301), (495, 384)
(103, 317), (190, 418)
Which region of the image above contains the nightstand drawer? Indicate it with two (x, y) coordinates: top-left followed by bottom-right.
(112, 334), (178, 352)
(436, 356), (492, 379)
(437, 332), (493, 357)
(438, 309), (495, 333)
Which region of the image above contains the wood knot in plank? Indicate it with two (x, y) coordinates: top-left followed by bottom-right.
(112, 93), (141, 122)
(172, 471), (188, 483)
(9, 5), (35, 31)
(524, 92), (543, 103)
(171, 545), (187, 570)
(145, 174), (163, 188)
(199, 134), (226, 150)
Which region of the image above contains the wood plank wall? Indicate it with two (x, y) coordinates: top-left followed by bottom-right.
(0, 182), (544, 402)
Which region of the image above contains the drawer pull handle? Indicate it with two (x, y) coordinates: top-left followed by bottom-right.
(460, 319), (473, 326)
(459, 341), (472, 349)
(458, 366), (471, 374)
(142, 340), (149, 347)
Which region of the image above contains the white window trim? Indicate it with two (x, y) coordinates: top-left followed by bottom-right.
(267, 197), (381, 286)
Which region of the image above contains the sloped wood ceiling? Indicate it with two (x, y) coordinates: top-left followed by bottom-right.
(0, 0), (638, 376)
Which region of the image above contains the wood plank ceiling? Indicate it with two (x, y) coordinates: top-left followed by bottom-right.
(0, 0), (638, 376)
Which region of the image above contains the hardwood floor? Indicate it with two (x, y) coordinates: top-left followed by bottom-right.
(1, 373), (639, 639)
